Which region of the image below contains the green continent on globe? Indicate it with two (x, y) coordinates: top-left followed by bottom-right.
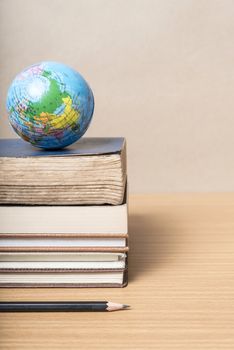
(22, 70), (80, 139)
(27, 70), (68, 117)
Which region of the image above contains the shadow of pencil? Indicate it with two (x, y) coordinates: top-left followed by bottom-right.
(128, 213), (178, 282)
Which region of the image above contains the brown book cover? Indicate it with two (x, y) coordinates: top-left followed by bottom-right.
(0, 233), (128, 238)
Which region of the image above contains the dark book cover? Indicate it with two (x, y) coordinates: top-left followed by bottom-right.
(0, 137), (125, 158)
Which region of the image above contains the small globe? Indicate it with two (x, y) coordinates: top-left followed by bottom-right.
(6, 61), (94, 149)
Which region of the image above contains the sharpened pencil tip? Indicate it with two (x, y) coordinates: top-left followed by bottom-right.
(107, 302), (130, 311)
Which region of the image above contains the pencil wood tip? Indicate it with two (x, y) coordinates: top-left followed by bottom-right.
(107, 302), (130, 311)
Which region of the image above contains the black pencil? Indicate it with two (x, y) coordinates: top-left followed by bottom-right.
(0, 301), (130, 312)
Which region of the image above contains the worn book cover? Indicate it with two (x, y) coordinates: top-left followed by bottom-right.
(0, 137), (127, 205)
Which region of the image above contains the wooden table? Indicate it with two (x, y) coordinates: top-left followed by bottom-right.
(1, 194), (234, 349)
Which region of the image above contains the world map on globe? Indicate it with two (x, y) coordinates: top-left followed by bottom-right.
(7, 61), (94, 149)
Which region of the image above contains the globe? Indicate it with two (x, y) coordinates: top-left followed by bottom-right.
(6, 61), (94, 149)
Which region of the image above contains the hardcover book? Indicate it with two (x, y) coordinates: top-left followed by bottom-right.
(0, 137), (126, 205)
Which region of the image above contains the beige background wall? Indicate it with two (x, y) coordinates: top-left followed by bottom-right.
(1, 0), (234, 192)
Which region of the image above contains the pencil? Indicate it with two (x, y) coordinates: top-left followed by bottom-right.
(0, 301), (130, 312)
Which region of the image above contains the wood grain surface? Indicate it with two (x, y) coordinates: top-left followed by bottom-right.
(0, 194), (234, 349)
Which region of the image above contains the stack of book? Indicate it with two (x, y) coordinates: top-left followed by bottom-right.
(0, 137), (128, 287)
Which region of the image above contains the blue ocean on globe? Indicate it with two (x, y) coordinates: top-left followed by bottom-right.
(6, 61), (94, 149)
